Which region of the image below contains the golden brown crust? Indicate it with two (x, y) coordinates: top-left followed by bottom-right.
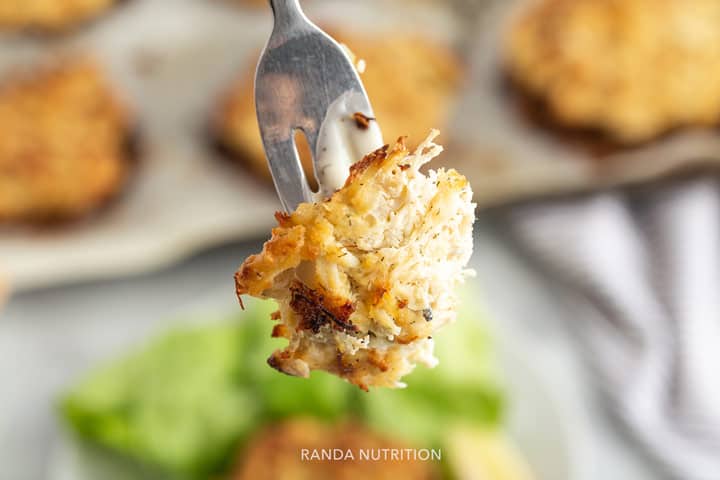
(0, 0), (116, 31)
(232, 419), (438, 480)
(289, 281), (358, 334)
(235, 132), (475, 389)
(273, 211), (292, 227)
(0, 58), (132, 224)
(235, 225), (307, 297)
(214, 29), (462, 181)
(505, 0), (720, 144)
(344, 144), (389, 187)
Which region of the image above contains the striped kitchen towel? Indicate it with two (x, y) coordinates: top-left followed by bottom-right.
(502, 174), (720, 480)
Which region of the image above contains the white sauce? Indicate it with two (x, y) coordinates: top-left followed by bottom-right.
(314, 91), (384, 199)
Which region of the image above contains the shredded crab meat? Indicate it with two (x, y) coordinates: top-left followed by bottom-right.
(235, 130), (475, 389)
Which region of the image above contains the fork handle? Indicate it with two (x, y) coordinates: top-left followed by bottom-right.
(269, 0), (307, 32)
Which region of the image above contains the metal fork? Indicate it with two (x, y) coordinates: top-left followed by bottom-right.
(256, 0), (378, 212)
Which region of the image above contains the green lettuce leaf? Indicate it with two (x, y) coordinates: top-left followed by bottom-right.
(61, 294), (503, 479)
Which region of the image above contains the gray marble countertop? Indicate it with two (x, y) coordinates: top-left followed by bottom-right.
(0, 218), (664, 480)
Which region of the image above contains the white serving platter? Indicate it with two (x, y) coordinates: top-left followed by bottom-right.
(0, 0), (459, 293)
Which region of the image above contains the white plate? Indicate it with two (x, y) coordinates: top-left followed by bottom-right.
(499, 340), (580, 480)
(0, 0), (279, 293)
(0, 0), (460, 293)
(45, 336), (577, 480)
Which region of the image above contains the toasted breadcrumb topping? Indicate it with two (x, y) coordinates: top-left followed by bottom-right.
(0, 59), (131, 223)
(235, 131), (475, 389)
(506, 0), (720, 143)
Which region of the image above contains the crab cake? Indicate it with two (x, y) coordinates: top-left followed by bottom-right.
(0, 59), (132, 224)
(0, 0), (116, 31)
(505, 0), (720, 144)
(233, 419), (437, 480)
(214, 30), (462, 182)
(235, 132), (475, 390)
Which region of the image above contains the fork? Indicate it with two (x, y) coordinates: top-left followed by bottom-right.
(256, 0), (380, 212)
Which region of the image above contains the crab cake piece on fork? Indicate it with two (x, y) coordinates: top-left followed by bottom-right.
(235, 132), (475, 390)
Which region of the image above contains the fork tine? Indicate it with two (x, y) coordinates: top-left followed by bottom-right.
(257, 0), (380, 211)
(263, 136), (313, 213)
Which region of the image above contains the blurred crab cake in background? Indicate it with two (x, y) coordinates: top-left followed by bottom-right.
(232, 419), (438, 480)
(0, 58), (133, 224)
(0, 0), (117, 31)
(505, 0), (720, 144)
(213, 29), (462, 183)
